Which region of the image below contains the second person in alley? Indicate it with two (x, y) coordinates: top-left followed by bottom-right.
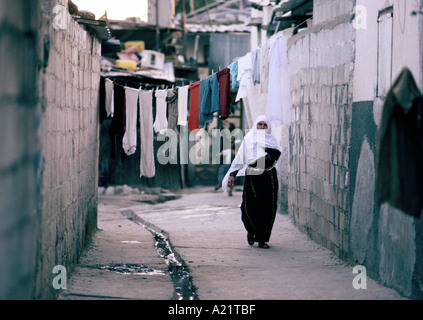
(222, 115), (281, 249)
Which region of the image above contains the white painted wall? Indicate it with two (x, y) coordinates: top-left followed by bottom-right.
(353, 0), (422, 103)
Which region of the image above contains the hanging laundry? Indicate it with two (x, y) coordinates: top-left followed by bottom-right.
(217, 67), (231, 120)
(266, 34), (291, 126)
(109, 82), (126, 162)
(105, 78), (115, 117)
(235, 52), (253, 102)
(375, 68), (423, 218)
(122, 87), (139, 155)
(199, 74), (220, 127)
(251, 47), (261, 85)
(99, 77), (107, 123)
(166, 88), (179, 135)
(139, 89), (155, 178)
(188, 81), (200, 132)
(228, 61), (239, 90)
(153, 89), (168, 133)
(177, 85), (189, 126)
(260, 42), (270, 95)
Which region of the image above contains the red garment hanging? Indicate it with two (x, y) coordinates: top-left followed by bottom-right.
(188, 81), (200, 132)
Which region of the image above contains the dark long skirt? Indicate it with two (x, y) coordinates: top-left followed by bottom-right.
(240, 168), (278, 243)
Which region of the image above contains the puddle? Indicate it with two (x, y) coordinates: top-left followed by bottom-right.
(100, 264), (166, 276)
(121, 210), (198, 300)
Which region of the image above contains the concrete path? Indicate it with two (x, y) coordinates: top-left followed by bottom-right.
(59, 186), (405, 301)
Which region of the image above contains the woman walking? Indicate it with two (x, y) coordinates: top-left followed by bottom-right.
(222, 115), (281, 249)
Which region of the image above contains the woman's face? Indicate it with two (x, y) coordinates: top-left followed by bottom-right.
(256, 121), (268, 130)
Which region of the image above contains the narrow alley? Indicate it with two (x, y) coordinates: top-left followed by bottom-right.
(59, 186), (404, 302)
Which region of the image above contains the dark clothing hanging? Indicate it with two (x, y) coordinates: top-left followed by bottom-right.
(238, 148), (281, 243)
(99, 77), (107, 123)
(166, 88), (179, 136)
(109, 82), (126, 162)
(375, 68), (423, 218)
(217, 67), (231, 120)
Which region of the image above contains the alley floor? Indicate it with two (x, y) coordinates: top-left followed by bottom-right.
(58, 186), (405, 302)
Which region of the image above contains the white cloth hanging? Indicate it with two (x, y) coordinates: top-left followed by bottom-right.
(153, 89), (168, 133)
(266, 34), (291, 126)
(251, 47), (261, 85)
(235, 52), (253, 102)
(177, 85), (189, 126)
(260, 42), (270, 95)
(105, 78), (114, 117)
(139, 90), (155, 178)
(122, 87), (139, 155)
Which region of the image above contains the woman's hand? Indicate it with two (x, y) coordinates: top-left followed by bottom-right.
(228, 175), (235, 190)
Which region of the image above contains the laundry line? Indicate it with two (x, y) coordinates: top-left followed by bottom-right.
(185, 31), (290, 129)
(98, 32), (291, 178)
(101, 31), (290, 133)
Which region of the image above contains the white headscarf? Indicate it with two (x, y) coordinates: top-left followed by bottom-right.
(222, 115), (281, 193)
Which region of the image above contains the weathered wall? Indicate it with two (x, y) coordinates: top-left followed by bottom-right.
(287, 0), (355, 259)
(0, 0), (41, 300)
(34, 0), (101, 299)
(350, 0), (423, 298)
(0, 0), (101, 299)
(287, 0), (423, 299)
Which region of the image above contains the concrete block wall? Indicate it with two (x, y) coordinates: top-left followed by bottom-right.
(0, 0), (101, 299)
(34, 0), (101, 299)
(287, 0), (355, 258)
(0, 0), (41, 300)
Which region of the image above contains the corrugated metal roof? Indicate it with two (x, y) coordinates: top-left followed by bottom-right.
(186, 23), (251, 33)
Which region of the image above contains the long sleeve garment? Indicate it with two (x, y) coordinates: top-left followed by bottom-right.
(105, 78), (115, 117)
(260, 42), (270, 95)
(99, 77), (107, 123)
(217, 67), (231, 120)
(109, 83), (126, 161)
(240, 148), (280, 243)
(139, 90), (155, 178)
(122, 87), (139, 155)
(166, 88), (179, 135)
(251, 47), (261, 85)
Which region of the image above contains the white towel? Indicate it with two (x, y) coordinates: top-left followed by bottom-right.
(153, 89), (168, 133)
(177, 85), (189, 126)
(235, 52), (253, 102)
(139, 90), (155, 178)
(105, 78), (114, 117)
(122, 87), (139, 155)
